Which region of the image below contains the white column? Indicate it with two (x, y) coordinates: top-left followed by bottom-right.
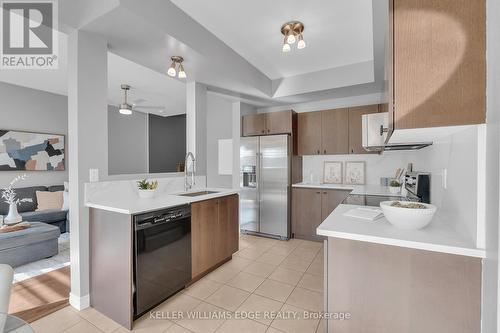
(67, 30), (108, 310)
(186, 82), (207, 177)
(231, 102), (241, 189)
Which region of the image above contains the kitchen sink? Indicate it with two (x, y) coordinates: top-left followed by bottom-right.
(177, 190), (219, 197)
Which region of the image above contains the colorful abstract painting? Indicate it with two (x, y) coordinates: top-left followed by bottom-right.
(0, 130), (65, 171)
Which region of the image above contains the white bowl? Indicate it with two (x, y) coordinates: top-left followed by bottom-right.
(380, 201), (437, 230)
(138, 189), (156, 199)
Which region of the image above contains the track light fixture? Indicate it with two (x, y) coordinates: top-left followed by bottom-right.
(281, 21), (306, 53)
(167, 56), (187, 79)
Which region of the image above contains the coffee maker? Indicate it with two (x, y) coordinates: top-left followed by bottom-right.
(404, 171), (431, 203)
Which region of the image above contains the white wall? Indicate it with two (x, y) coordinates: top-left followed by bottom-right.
(0, 82), (68, 187)
(303, 152), (414, 185)
(482, 0), (500, 330)
(206, 93), (234, 188)
(410, 126), (481, 246)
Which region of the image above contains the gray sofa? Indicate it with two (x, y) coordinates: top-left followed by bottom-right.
(0, 185), (69, 233)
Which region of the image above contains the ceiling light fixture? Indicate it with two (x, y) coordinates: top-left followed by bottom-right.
(281, 21), (306, 53)
(119, 84), (133, 115)
(167, 56), (187, 79)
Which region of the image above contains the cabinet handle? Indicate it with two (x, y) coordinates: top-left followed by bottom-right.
(317, 150), (320, 154)
(267, 129), (270, 133)
(323, 192), (327, 194)
(261, 130), (265, 133)
(316, 191), (321, 194)
(324, 150), (327, 154)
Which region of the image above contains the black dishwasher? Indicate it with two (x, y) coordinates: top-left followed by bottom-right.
(133, 204), (191, 318)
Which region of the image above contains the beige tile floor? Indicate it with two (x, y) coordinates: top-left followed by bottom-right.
(31, 235), (325, 333)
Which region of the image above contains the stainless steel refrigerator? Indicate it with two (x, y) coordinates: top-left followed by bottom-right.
(240, 135), (291, 239)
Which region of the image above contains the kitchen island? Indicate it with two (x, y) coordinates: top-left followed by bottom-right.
(317, 204), (484, 333)
(85, 187), (239, 330)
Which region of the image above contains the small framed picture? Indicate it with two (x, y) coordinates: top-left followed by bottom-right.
(323, 161), (343, 184)
(345, 161), (366, 185)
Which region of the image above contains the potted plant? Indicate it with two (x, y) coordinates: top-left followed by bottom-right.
(389, 179), (401, 194)
(137, 179), (158, 199)
(1, 174), (32, 225)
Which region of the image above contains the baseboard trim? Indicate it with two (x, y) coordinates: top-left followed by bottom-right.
(69, 293), (90, 311)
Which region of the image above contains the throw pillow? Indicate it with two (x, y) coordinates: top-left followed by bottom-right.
(36, 191), (64, 211)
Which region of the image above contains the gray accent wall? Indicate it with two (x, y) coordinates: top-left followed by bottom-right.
(108, 105), (148, 175)
(0, 82), (68, 188)
(149, 114), (186, 173)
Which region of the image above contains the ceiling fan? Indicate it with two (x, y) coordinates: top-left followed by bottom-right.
(119, 84), (165, 115)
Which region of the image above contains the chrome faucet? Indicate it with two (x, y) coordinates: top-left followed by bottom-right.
(184, 152), (196, 191)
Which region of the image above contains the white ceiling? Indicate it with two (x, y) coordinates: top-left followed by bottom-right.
(1, 0), (385, 111)
(107, 53), (186, 117)
(170, 0), (374, 80)
(0, 32), (186, 117)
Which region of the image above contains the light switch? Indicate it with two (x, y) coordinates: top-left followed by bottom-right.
(89, 168), (99, 182)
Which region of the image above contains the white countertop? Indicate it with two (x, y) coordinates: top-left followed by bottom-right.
(317, 204), (485, 258)
(85, 188), (239, 215)
(293, 182), (404, 197)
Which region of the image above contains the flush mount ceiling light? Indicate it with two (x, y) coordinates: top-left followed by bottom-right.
(119, 84), (133, 115)
(281, 21), (306, 52)
(167, 56), (187, 79)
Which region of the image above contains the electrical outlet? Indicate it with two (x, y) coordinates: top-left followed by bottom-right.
(442, 168), (447, 189)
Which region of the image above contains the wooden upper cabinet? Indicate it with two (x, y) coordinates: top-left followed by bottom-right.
(348, 105), (379, 154)
(242, 111), (294, 136)
(242, 114), (266, 136)
(298, 111), (322, 155)
(321, 108), (349, 155)
(265, 110), (293, 135)
(392, 0), (486, 129)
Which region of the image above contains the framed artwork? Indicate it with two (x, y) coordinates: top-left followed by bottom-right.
(0, 130), (65, 171)
(345, 161), (365, 185)
(323, 161), (343, 184)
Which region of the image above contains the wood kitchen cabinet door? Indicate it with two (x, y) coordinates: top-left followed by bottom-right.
(218, 194), (239, 259)
(298, 112), (322, 155)
(292, 188), (322, 241)
(321, 190), (350, 221)
(393, 0), (486, 129)
(191, 198), (219, 278)
(265, 110), (293, 135)
(242, 113), (266, 136)
(321, 108), (349, 155)
(348, 105), (379, 154)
